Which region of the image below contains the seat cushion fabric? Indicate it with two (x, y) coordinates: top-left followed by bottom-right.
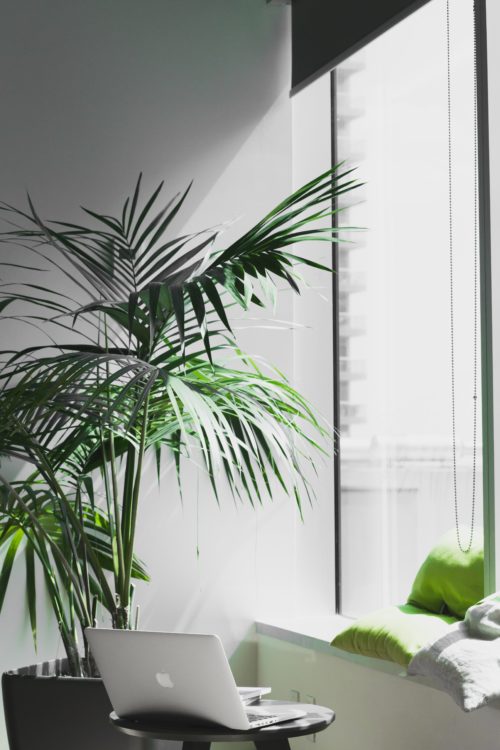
(408, 528), (483, 619)
(331, 604), (458, 667)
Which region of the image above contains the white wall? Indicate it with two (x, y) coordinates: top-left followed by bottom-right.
(0, 1), (299, 746)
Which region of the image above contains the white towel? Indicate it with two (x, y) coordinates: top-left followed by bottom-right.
(408, 598), (500, 711)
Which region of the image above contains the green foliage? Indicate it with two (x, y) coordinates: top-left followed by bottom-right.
(0, 166), (359, 673)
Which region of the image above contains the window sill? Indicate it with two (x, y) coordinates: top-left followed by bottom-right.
(256, 616), (410, 678)
(256, 616), (500, 716)
(257, 616), (497, 691)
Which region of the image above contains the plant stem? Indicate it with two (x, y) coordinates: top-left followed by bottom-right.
(100, 426), (118, 589)
(108, 429), (125, 591)
(76, 482), (92, 620)
(103, 322), (126, 592)
(122, 395), (150, 611)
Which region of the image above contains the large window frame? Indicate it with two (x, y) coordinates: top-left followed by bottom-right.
(330, 0), (494, 615)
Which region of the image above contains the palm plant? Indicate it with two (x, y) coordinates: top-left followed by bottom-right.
(0, 165), (359, 674)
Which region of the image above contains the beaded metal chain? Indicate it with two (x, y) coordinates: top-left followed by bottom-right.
(446, 0), (478, 553)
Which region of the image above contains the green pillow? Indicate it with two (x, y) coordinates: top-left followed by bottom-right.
(408, 528), (483, 618)
(331, 604), (458, 667)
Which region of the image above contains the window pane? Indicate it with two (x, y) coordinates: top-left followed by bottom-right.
(336, 0), (482, 617)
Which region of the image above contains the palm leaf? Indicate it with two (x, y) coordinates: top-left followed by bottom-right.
(25, 541), (37, 649)
(0, 166), (360, 659)
(0, 528), (23, 610)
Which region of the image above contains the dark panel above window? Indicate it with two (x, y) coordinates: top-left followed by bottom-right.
(291, 0), (432, 93)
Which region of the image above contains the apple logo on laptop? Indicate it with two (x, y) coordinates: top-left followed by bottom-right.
(156, 670), (174, 688)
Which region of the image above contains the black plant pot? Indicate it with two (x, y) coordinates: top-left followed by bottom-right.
(2, 658), (139, 750)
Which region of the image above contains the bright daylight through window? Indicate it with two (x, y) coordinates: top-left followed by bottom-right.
(335, 0), (482, 617)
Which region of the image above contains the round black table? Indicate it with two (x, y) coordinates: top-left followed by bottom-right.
(110, 700), (335, 750)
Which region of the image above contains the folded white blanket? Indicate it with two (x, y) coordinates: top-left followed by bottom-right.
(465, 592), (500, 638)
(408, 595), (500, 711)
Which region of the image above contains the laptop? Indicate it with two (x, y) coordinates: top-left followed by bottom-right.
(85, 629), (306, 730)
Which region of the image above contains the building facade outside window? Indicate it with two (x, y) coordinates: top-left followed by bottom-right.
(334, 0), (482, 617)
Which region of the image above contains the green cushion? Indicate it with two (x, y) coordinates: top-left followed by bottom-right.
(331, 604), (458, 667)
(408, 528), (483, 618)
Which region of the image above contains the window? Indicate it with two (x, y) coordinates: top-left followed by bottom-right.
(333, 0), (482, 617)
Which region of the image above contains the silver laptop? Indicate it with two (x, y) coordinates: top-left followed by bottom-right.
(85, 629), (306, 730)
